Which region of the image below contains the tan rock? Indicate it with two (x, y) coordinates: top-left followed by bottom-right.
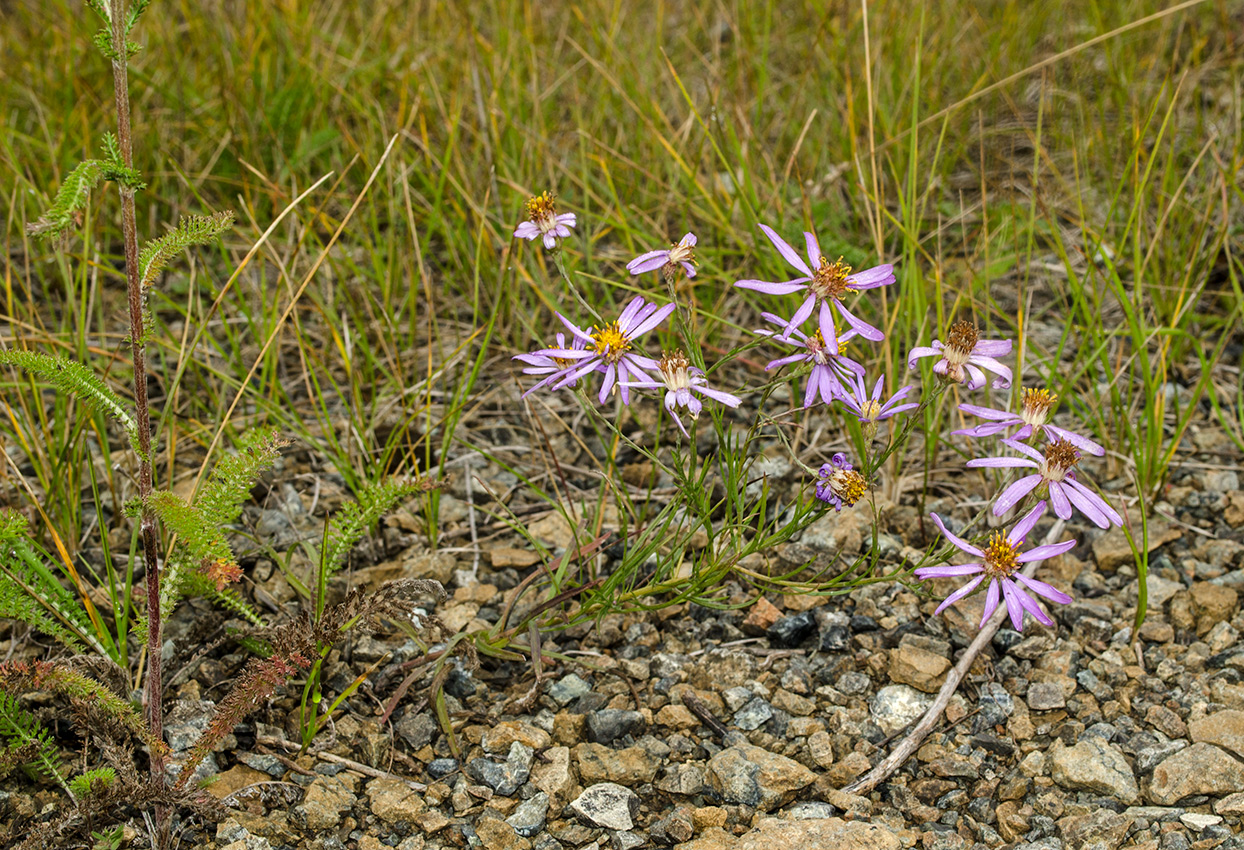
(481, 720), (552, 753)
(1189, 709), (1244, 758)
(736, 818), (900, 850)
(1191, 583), (1239, 635)
(1145, 705), (1187, 739)
(368, 777), (427, 824)
(489, 548), (540, 567)
(474, 816), (531, 850)
(807, 730), (835, 769)
(888, 645), (950, 694)
(656, 704), (699, 730)
(531, 746), (577, 812)
(1148, 743), (1244, 805)
(995, 801), (1030, 842)
(207, 764), (270, 799)
(574, 743), (659, 785)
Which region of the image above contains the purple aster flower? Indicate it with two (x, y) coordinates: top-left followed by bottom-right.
(815, 453), (867, 511)
(534, 297), (675, 405)
(734, 224), (894, 347)
(756, 313), (865, 408)
(626, 232), (697, 279)
(954, 387), (1105, 456)
(514, 192), (576, 249)
(915, 503), (1075, 631)
(622, 350), (742, 437)
(513, 332), (598, 396)
(907, 320), (1012, 389)
(967, 438), (1123, 529)
(837, 373), (919, 424)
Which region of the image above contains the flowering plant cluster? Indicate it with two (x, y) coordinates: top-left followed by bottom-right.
(512, 195), (1123, 634)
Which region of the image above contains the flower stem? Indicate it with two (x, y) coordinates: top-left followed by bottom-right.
(107, 0), (164, 786)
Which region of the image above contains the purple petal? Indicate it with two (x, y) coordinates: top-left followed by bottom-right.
(1001, 439), (1046, 462)
(963, 364), (987, 390)
(1018, 539), (1078, 562)
(846, 263), (895, 289)
(1064, 479), (1122, 528)
(993, 474), (1043, 516)
(959, 403), (1016, 422)
(818, 300), (837, 351)
(952, 422), (1013, 438)
(973, 339), (1012, 357)
(766, 352), (809, 371)
(1000, 580), (1026, 631)
(629, 302), (677, 338)
(834, 300), (885, 342)
(597, 364), (617, 404)
(1046, 424), (1106, 457)
(933, 575), (986, 616)
(804, 232), (822, 270)
(680, 262), (697, 278)
(907, 345), (942, 368)
(1008, 580), (1054, 627)
(1007, 501), (1047, 546)
(980, 579), (1001, 628)
(930, 513), (984, 557)
(1049, 481), (1073, 520)
(514, 222), (540, 239)
(680, 232), (697, 247)
(542, 233), (558, 249)
(1013, 573), (1073, 605)
(617, 297), (646, 331)
(627, 251), (669, 274)
(914, 564), (986, 578)
(966, 456), (1039, 469)
(759, 224), (813, 276)
(695, 386), (742, 407)
(967, 355), (1012, 388)
(734, 278), (810, 295)
(784, 295), (817, 336)
(802, 372), (819, 409)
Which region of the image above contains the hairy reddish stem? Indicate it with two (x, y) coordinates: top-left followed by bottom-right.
(107, 0), (164, 782)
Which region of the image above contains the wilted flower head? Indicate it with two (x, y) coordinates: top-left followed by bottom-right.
(734, 225), (894, 347)
(955, 387), (1105, 456)
(513, 331), (595, 396)
(815, 453), (867, 511)
(627, 232), (698, 280)
(967, 438), (1123, 528)
(915, 503), (1074, 631)
(757, 312), (864, 408)
(907, 320), (1012, 390)
(623, 349), (742, 437)
(532, 297), (675, 405)
(514, 191), (577, 249)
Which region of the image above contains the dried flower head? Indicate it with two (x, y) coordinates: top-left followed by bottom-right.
(955, 387), (1105, 455)
(622, 349), (742, 437)
(514, 191), (577, 249)
(908, 320), (1012, 390)
(915, 503), (1074, 631)
(967, 438), (1123, 528)
(815, 453), (867, 511)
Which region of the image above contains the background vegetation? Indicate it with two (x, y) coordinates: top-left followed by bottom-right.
(1, 0), (1241, 563)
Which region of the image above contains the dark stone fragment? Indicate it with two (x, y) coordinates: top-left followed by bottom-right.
(426, 758), (458, 779)
(767, 611), (818, 648)
(819, 625), (850, 652)
(586, 709), (646, 744)
(850, 615), (879, 632)
(971, 732), (1015, 757)
(444, 666), (476, 699)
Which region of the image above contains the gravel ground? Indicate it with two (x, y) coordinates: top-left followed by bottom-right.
(3, 400), (1244, 850)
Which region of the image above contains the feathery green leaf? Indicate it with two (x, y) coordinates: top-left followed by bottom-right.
(0, 512), (90, 652)
(322, 478), (426, 576)
(26, 160), (104, 240)
(138, 211), (235, 288)
(0, 350), (136, 437)
(0, 690), (67, 792)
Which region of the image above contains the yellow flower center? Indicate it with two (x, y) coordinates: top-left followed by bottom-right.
(809, 256), (852, 301)
(830, 469), (868, 507)
(591, 322), (631, 364)
(1020, 387), (1059, 427)
(859, 399), (882, 421)
(524, 191), (557, 225)
(982, 532), (1020, 578)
